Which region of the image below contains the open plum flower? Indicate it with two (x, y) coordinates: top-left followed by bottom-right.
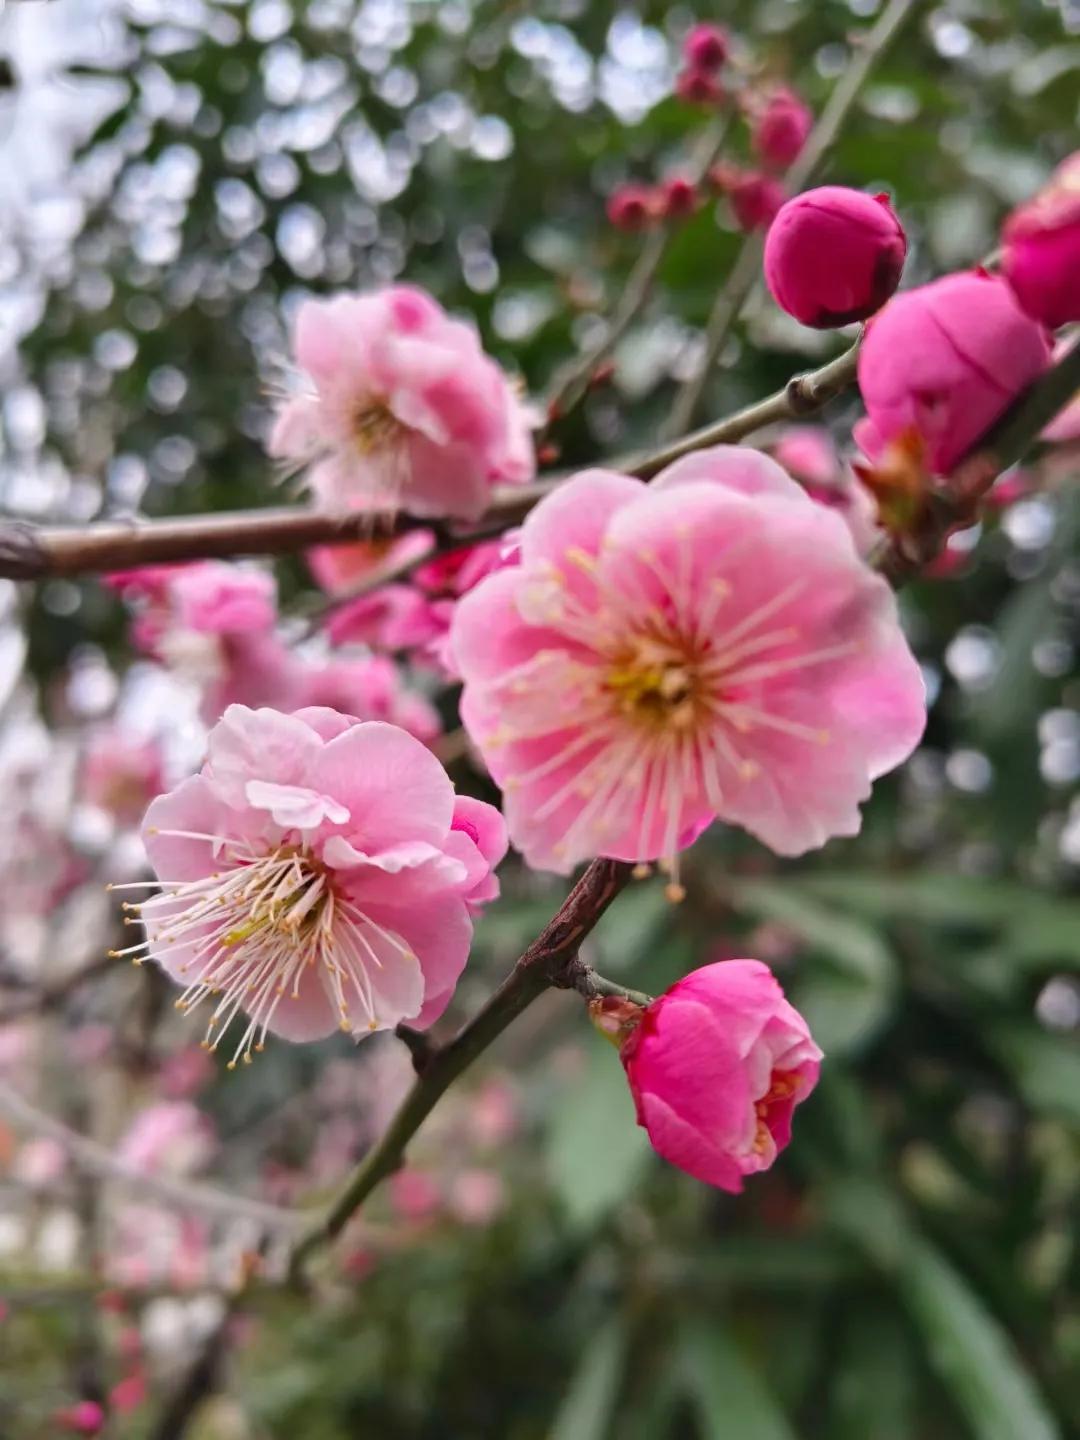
(270, 284), (537, 521)
(116, 706), (506, 1065)
(452, 446), (925, 877)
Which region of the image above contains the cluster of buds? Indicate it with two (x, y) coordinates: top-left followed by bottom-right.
(674, 22), (730, 109)
(606, 174), (703, 232)
(708, 162), (787, 232)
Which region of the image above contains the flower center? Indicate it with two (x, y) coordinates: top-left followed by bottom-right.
(751, 1069), (800, 1156)
(110, 838), (416, 1067)
(605, 635), (703, 731)
(353, 400), (406, 456)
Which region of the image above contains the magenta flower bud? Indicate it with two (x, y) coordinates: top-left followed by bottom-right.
(752, 87), (813, 170)
(1002, 151), (1080, 329)
(856, 270), (1052, 475)
(659, 175), (699, 220)
(675, 67), (725, 108)
(764, 186), (907, 328)
(621, 960), (821, 1192)
(607, 183), (659, 233)
(683, 23), (729, 71)
(728, 171), (786, 232)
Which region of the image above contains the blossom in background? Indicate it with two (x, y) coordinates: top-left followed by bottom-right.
(769, 426), (880, 553)
(299, 653), (441, 744)
(307, 530), (436, 596)
(751, 87), (813, 170)
(269, 284), (536, 521)
(764, 186), (906, 328)
(723, 169), (787, 233)
(855, 271), (1051, 477)
(115, 1100), (216, 1177)
(81, 728), (164, 824)
(1002, 149), (1080, 329)
(621, 960), (821, 1191)
(606, 182), (659, 232)
(118, 706), (505, 1063)
(453, 446), (925, 877)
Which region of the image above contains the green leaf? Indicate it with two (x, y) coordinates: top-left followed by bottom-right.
(550, 1320), (626, 1440)
(546, 1038), (651, 1233)
(986, 1022), (1080, 1126)
(897, 1239), (1061, 1440)
(828, 1307), (916, 1440)
(732, 879), (898, 1054)
(973, 576), (1054, 745)
(681, 1319), (798, 1440)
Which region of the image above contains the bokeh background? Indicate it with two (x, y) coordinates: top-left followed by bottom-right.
(0, 0), (1078, 1435)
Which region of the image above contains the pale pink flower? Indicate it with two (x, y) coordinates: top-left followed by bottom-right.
(308, 530), (435, 596)
(200, 632), (308, 725)
(299, 653), (441, 744)
(81, 730), (164, 824)
(770, 426), (880, 554)
(13, 1137), (67, 1188)
(452, 446), (925, 876)
(621, 959), (821, 1191)
(269, 285), (536, 521)
(170, 563), (277, 635)
(449, 1168), (505, 1225)
(116, 1101), (216, 1178)
(118, 706), (503, 1063)
(390, 1167), (442, 1222)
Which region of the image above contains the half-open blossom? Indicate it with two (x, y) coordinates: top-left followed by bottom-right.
(764, 187), (906, 328)
(452, 446), (925, 877)
(114, 706), (504, 1064)
(1002, 151), (1080, 329)
(855, 271), (1051, 476)
(751, 88), (812, 170)
(270, 285), (536, 521)
(621, 959), (821, 1191)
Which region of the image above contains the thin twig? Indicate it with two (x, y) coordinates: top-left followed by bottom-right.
(545, 115), (733, 425)
(0, 954), (120, 1025)
(0, 1081), (303, 1234)
(664, 0), (923, 436)
(288, 858), (632, 1277)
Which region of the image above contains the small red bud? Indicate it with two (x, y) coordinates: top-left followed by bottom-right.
(587, 361), (616, 390)
(537, 443), (561, 464)
(606, 183), (660, 233)
(682, 23), (729, 72)
(659, 175), (699, 220)
(675, 67), (725, 109)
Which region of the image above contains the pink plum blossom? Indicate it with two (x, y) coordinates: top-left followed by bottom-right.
(116, 1100), (215, 1177)
(770, 426), (880, 554)
(621, 959), (821, 1191)
(764, 187), (906, 328)
(269, 285), (536, 521)
(81, 730), (164, 824)
(120, 706), (504, 1063)
(855, 271), (1051, 476)
(170, 563), (277, 635)
(326, 584), (438, 652)
(299, 653), (441, 744)
(307, 530), (435, 596)
(452, 446), (925, 876)
(1002, 151), (1080, 329)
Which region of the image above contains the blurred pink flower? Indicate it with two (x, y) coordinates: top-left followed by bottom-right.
(751, 88), (812, 170)
(308, 531), (436, 596)
(727, 171), (786, 233)
(453, 447), (925, 875)
(390, 1167), (442, 1222)
(621, 959), (821, 1191)
(52, 1401), (106, 1435)
(855, 271), (1051, 476)
(449, 1168), (505, 1225)
(1002, 151), (1080, 329)
(81, 730), (164, 823)
(270, 285), (536, 521)
(170, 563), (277, 635)
(606, 183), (659, 232)
(770, 426), (880, 554)
(116, 1101), (215, 1178)
(299, 654), (441, 744)
(682, 22), (729, 71)
(158, 1045), (215, 1099)
(12, 1137), (67, 1188)
(125, 706), (503, 1062)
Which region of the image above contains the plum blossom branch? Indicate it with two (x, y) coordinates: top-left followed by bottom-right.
(286, 340), (1080, 1276)
(0, 1080), (303, 1234)
(664, 0), (924, 436)
(288, 858), (632, 1278)
(544, 115), (733, 425)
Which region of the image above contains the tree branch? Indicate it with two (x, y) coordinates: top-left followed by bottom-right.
(288, 858), (632, 1277)
(664, 0), (923, 436)
(0, 1081), (302, 1234)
